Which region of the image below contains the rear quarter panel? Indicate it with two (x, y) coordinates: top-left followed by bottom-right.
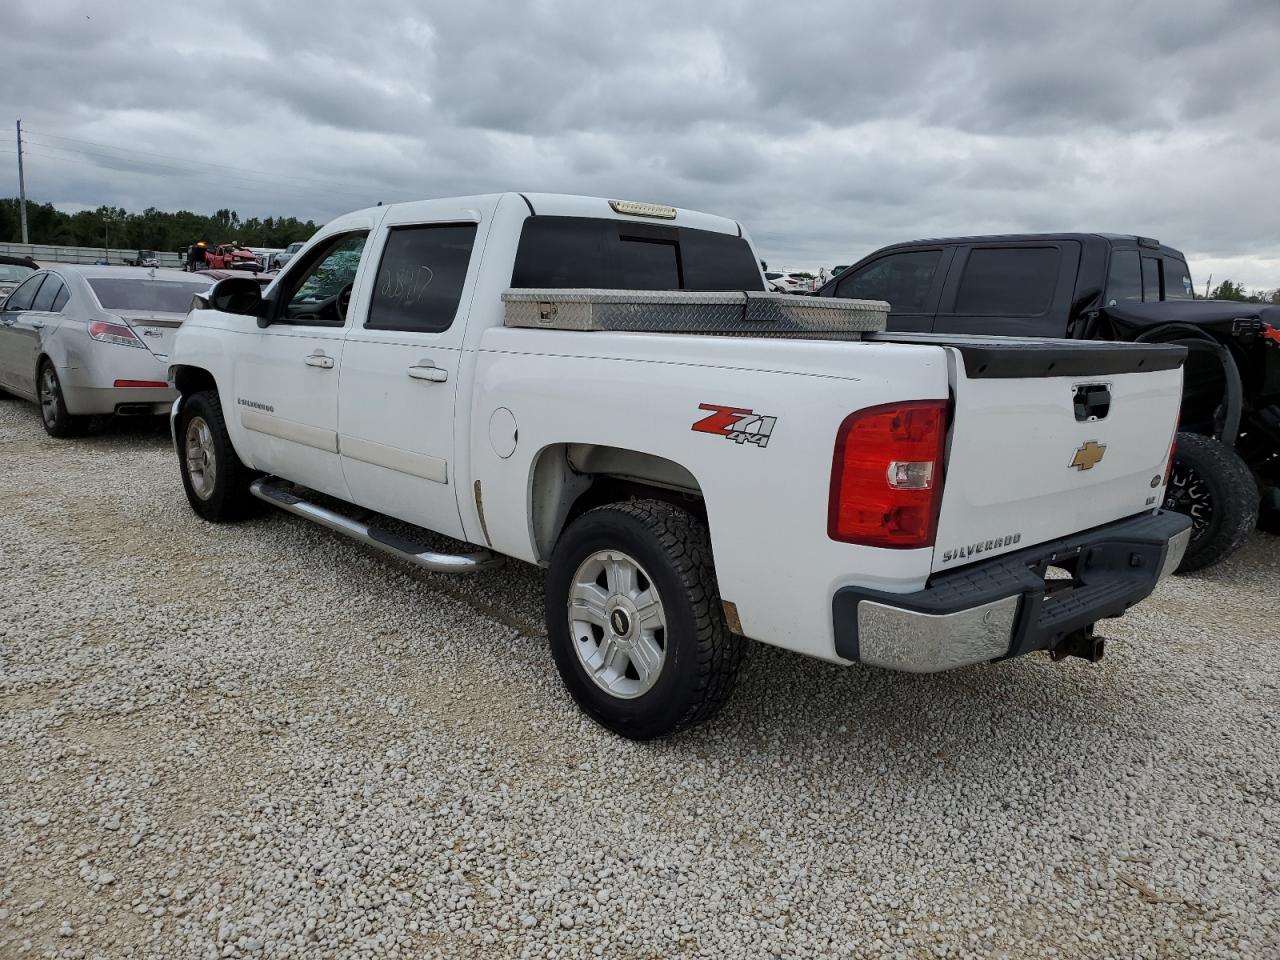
(470, 329), (951, 662)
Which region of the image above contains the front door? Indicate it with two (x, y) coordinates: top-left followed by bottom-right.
(232, 230), (374, 501)
(337, 199), (490, 540)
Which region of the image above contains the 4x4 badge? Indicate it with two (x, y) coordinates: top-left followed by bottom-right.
(691, 404), (777, 448)
(1070, 440), (1106, 471)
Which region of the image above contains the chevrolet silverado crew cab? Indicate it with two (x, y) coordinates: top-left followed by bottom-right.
(168, 194), (1191, 739)
(817, 233), (1280, 571)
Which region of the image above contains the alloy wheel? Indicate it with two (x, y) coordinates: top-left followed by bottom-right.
(567, 549), (667, 698)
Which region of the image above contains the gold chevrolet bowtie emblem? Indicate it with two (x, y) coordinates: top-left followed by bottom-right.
(1070, 440), (1107, 471)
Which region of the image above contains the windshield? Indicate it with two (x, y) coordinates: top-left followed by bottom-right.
(88, 278), (211, 313)
(0, 264), (34, 283)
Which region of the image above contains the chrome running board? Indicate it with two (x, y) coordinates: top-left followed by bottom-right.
(250, 477), (502, 574)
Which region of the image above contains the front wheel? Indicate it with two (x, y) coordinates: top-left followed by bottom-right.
(177, 390), (257, 522)
(546, 499), (745, 740)
(1165, 431), (1258, 572)
(38, 360), (87, 438)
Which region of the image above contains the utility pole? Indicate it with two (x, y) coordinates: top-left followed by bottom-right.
(16, 119), (29, 244)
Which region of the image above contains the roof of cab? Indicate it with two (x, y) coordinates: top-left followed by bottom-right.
(345, 192), (743, 237)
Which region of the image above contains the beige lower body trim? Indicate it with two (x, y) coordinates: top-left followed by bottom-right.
(339, 434), (448, 484)
(241, 411), (338, 453)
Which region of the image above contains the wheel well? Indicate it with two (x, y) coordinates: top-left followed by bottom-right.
(172, 365), (218, 397)
(530, 443), (706, 562)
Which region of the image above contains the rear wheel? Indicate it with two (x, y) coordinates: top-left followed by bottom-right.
(178, 390), (257, 522)
(1165, 431), (1258, 572)
(546, 499), (745, 740)
(38, 360), (87, 438)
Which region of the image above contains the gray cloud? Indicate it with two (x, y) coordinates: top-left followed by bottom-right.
(2, 0), (1278, 287)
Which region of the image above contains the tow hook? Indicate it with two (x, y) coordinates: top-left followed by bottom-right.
(1049, 626), (1106, 664)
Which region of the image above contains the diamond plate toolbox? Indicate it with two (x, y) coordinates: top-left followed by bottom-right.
(502, 288), (888, 336)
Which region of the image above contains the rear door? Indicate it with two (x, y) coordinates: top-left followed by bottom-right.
(337, 198), (492, 540)
(829, 248), (950, 332)
(933, 241), (1080, 338)
(0, 274), (50, 396)
(929, 340), (1183, 572)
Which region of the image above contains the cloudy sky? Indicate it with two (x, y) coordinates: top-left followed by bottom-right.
(3, 0), (1279, 289)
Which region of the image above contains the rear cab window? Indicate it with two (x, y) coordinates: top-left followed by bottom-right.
(511, 216), (763, 291)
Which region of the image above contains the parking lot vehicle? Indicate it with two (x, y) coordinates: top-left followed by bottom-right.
(269, 241), (305, 271)
(204, 243), (262, 272)
(0, 265), (211, 436)
(0, 254), (38, 301)
(817, 233), (1278, 570)
(765, 270), (816, 294)
(168, 194), (1190, 738)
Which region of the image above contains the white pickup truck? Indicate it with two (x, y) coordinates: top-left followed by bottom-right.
(168, 193), (1191, 739)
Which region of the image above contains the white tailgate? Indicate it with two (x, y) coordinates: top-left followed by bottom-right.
(933, 360), (1181, 572)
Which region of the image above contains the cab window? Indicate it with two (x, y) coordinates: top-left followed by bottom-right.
(834, 250), (941, 312)
(281, 232), (369, 323)
(366, 224), (478, 334)
(1105, 250), (1142, 305)
(1163, 258), (1194, 300)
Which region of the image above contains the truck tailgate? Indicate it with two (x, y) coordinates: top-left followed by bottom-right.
(889, 335), (1187, 573)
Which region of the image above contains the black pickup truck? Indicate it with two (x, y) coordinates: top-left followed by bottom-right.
(816, 234), (1279, 571)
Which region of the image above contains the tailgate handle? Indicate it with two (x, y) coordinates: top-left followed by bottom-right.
(1073, 384), (1111, 422)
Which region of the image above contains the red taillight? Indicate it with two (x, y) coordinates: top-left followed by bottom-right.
(88, 320), (143, 348)
(113, 379), (168, 388)
(1164, 434), (1177, 486)
(828, 400), (949, 549)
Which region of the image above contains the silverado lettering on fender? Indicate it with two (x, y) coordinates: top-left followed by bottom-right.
(168, 193), (1191, 739)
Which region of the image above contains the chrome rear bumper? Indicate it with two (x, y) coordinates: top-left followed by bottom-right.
(833, 511), (1193, 673)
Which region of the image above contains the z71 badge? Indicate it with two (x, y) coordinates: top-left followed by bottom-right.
(691, 404), (777, 448)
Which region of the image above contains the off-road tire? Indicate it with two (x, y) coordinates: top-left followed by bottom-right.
(546, 499), (745, 740)
(177, 390), (257, 522)
(1166, 431), (1258, 572)
(38, 360), (87, 438)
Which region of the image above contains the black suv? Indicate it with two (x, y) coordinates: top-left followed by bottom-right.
(817, 234), (1280, 571)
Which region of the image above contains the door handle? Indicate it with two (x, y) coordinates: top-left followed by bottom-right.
(304, 353), (334, 369)
(30, 320), (44, 329)
(407, 362), (448, 383)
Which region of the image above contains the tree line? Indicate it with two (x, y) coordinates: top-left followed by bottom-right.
(1206, 279), (1280, 304)
(0, 198), (319, 252)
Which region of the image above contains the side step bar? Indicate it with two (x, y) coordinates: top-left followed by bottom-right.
(250, 477), (502, 574)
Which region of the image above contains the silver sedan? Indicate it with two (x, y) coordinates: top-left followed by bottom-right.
(0, 265), (213, 437)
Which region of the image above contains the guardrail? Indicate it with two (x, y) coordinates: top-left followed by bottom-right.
(0, 242), (184, 268)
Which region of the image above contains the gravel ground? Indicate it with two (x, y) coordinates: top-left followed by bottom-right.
(1, 394), (1277, 960)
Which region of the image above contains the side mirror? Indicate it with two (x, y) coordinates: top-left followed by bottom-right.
(208, 276), (265, 320)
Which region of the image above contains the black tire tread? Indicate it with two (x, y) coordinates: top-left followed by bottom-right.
(593, 499), (745, 731)
(38, 360), (87, 438)
(551, 498), (745, 738)
(179, 389), (257, 522)
(1173, 431), (1258, 572)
